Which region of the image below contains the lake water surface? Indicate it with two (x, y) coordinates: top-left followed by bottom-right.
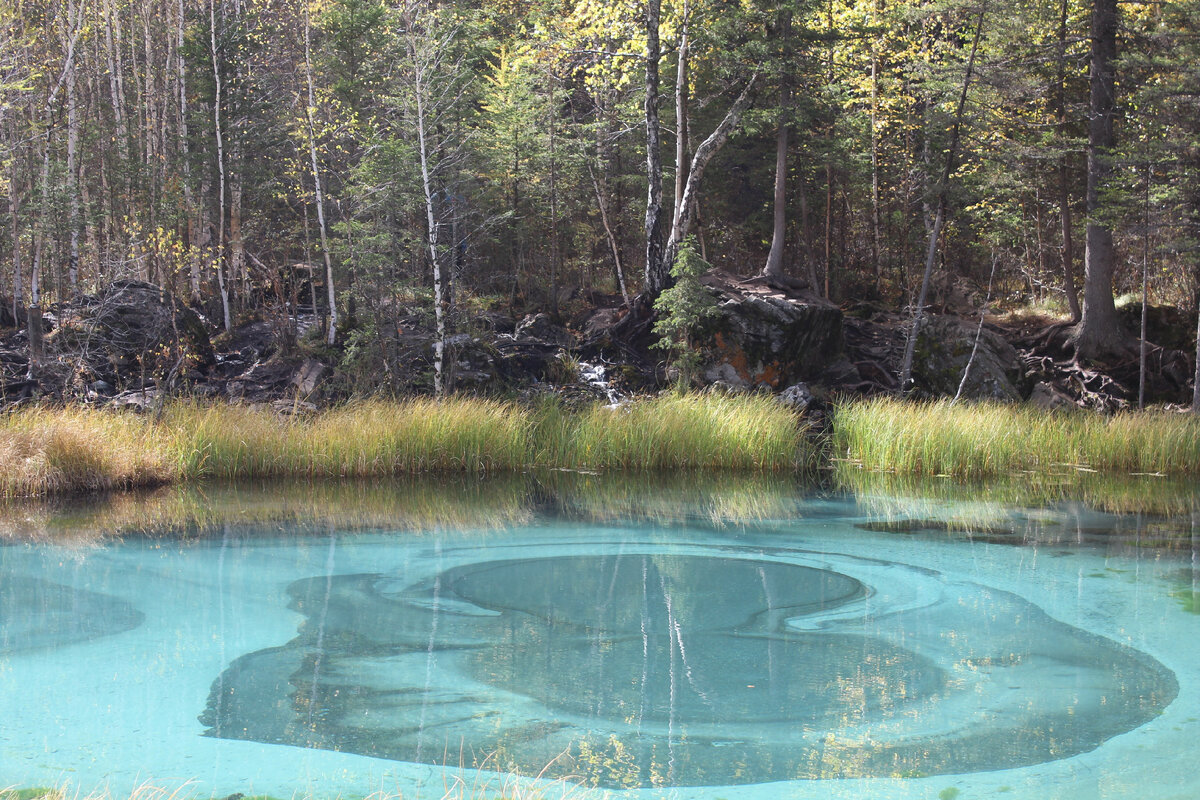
(1, 474), (1198, 800)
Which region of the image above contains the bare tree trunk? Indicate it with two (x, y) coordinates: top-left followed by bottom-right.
(178, 0), (199, 302)
(797, 173), (819, 288)
(643, 0), (666, 296)
(672, 1), (690, 233)
(209, 0), (231, 330)
(953, 251), (998, 404)
(406, 14), (446, 396)
(869, 0), (882, 288)
(548, 76), (560, 317)
(1139, 166), (1150, 409)
(762, 9), (791, 279)
(1056, 0), (1081, 321)
(1192, 295), (1200, 413)
(9, 155), (22, 325)
(65, 0), (80, 292)
(1072, 0), (1126, 359)
(29, 119), (50, 381)
(898, 7), (985, 391)
(664, 77), (756, 270)
(230, 144), (246, 308)
(303, 2), (337, 346)
(589, 165), (630, 306)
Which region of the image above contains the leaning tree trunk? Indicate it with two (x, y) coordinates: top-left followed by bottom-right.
(898, 7), (985, 391)
(1072, 0), (1126, 359)
(665, 77), (756, 270)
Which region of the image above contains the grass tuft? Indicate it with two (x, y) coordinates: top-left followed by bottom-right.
(834, 396), (1200, 478)
(534, 391), (809, 471)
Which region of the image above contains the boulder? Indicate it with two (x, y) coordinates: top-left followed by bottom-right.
(1030, 381), (1075, 411)
(778, 382), (813, 412)
(290, 358), (327, 395)
(51, 280), (214, 378)
(698, 271), (843, 389)
(911, 315), (1021, 401)
(514, 313), (573, 347)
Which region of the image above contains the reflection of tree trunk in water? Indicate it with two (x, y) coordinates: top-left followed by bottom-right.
(214, 523), (231, 737)
(308, 533), (338, 736)
(637, 556), (650, 735)
(416, 541), (442, 762)
(660, 571), (678, 784)
(758, 566), (781, 712)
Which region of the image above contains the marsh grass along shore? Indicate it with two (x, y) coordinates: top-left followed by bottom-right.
(0, 393), (805, 497)
(0, 393), (1197, 498)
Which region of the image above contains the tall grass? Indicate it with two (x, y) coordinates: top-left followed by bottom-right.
(534, 391), (808, 471)
(0, 392), (810, 497)
(834, 396), (1200, 478)
(166, 397), (528, 479)
(0, 406), (175, 497)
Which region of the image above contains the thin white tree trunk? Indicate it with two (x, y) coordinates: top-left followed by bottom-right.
(672, 1), (689, 233)
(178, 0), (200, 301)
(209, 0), (231, 330)
(664, 76), (756, 269)
(303, 2), (337, 346)
(65, 0), (80, 291)
(406, 18), (446, 395)
(643, 0), (665, 295)
(898, 7), (985, 391)
(589, 164), (629, 306)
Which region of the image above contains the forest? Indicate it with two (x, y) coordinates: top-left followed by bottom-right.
(1, 0), (1198, 405)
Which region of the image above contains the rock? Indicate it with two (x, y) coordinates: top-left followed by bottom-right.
(911, 316), (1021, 401)
(704, 362), (749, 388)
(1030, 381), (1075, 411)
(1116, 302), (1196, 353)
(89, 379), (114, 396)
(271, 398), (318, 415)
(698, 270), (843, 389)
(821, 358), (862, 387)
(49, 280), (214, 383)
(290, 358), (327, 395)
(514, 313), (573, 347)
(778, 382), (813, 412)
(109, 388), (160, 412)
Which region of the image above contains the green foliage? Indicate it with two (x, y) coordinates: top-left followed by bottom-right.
(652, 237), (720, 385)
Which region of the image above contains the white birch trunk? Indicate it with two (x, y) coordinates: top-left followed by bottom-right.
(303, 1), (338, 346)
(407, 22), (446, 396)
(209, 0), (231, 330)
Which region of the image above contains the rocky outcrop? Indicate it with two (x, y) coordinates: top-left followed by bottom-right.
(910, 315), (1022, 401)
(698, 270), (844, 389)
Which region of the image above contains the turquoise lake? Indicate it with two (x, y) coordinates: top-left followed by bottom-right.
(1, 475), (1197, 800)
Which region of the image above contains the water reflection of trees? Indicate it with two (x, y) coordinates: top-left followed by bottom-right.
(838, 468), (1200, 554)
(1, 470), (1196, 556)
